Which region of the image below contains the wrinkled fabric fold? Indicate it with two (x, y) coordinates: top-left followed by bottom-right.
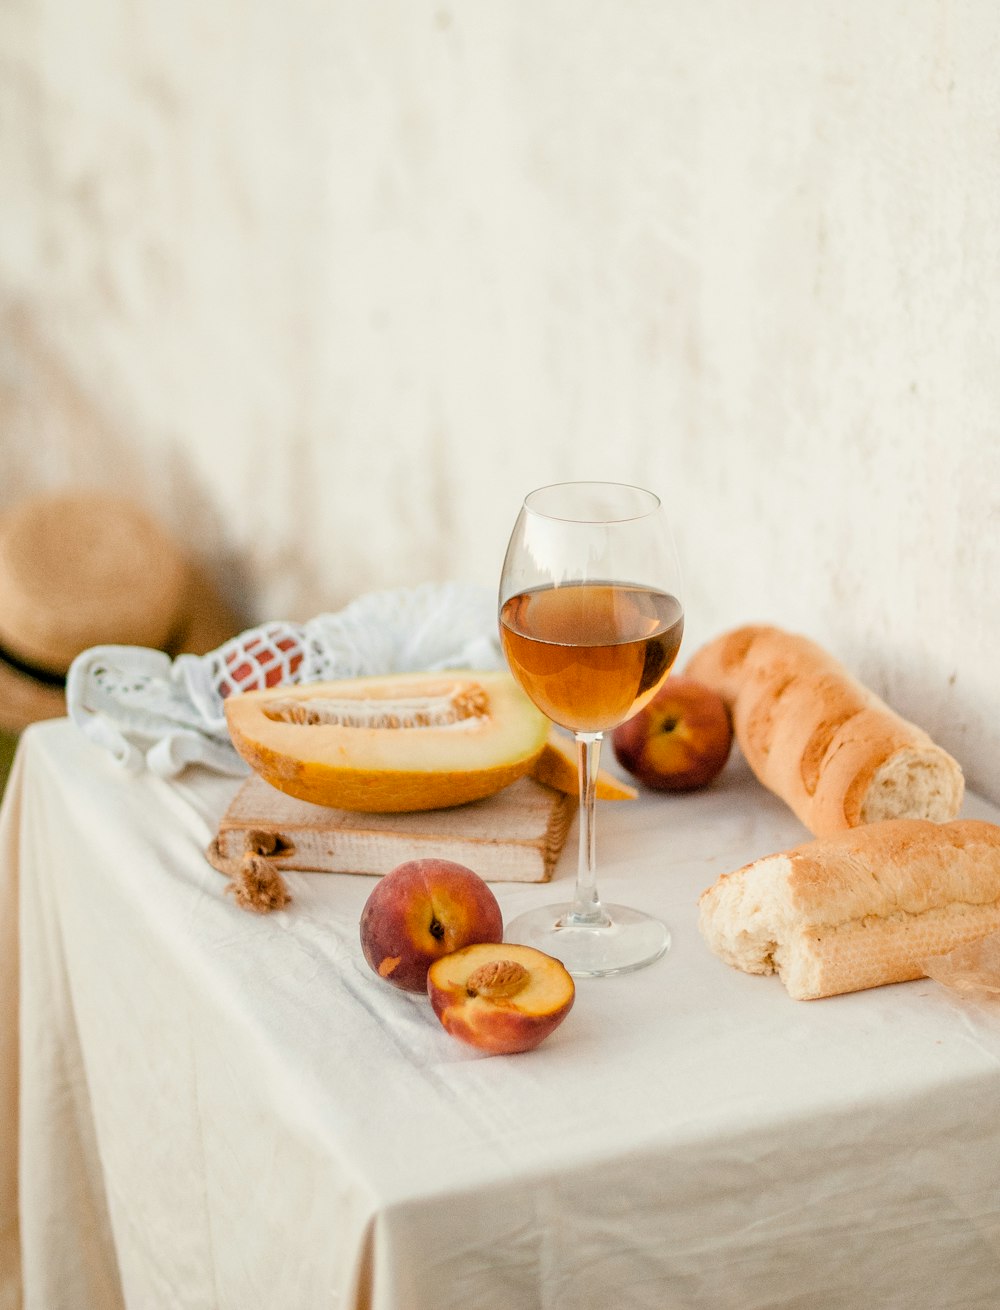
(5, 721), (1000, 1308)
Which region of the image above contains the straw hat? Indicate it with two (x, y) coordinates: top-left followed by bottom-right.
(0, 491), (241, 733)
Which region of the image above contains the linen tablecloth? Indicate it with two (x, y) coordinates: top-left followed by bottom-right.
(3, 718), (1000, 1309)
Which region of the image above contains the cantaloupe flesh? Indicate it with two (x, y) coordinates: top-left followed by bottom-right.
(224, 670), (550, 812)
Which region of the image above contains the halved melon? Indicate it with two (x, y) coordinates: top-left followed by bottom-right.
(224, 670), (550, 812)
(531, 729), (638, 801)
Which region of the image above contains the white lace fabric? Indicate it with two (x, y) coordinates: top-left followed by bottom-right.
(66, 582), (504, 777)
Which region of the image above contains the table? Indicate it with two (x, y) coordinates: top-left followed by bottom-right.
(3, 718), (1000, 1310)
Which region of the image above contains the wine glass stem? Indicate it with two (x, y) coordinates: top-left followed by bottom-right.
(570, 731), (607, 926)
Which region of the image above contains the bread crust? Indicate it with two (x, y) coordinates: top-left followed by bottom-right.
(699, 819), (1000, 999)
(686, 625), (963, 836)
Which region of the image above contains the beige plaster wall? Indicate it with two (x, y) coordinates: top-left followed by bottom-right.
(2, 1), (999, 801)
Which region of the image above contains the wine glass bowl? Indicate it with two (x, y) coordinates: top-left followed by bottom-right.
(498, 482), (684, 978)
(500, 582), (683, 735)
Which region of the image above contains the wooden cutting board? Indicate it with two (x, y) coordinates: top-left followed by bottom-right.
(207, 772), (575, 884)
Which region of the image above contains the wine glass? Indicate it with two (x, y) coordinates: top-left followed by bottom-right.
(498, 481), (684, 978)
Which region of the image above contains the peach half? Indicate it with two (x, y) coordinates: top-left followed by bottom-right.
(427, 942), (575, 1055)
(360, 858), (504, 992)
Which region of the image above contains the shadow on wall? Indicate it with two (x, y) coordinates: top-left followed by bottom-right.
(1, 302), (257, 758)
(1, 302), (255, 625)
(0, 307), (283, 814)
(1, 304), (147, 504)
(157, 440), (257, 627)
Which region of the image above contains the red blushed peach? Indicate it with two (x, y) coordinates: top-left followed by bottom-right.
(427, 942), (575, 1055)
(611, 675), (733, 792)
(360, 859), (504, 992)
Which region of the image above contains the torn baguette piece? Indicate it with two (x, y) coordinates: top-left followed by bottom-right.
(699, 818), (1000, 1000)
(686, 625), (963, 837)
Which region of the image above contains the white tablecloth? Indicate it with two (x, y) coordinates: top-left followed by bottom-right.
(2, 719), (1000, 1310)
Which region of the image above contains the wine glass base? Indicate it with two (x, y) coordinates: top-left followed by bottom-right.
(504, 903), (671, 978)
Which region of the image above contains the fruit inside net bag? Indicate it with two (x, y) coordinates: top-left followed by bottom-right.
(66, 582), (503, 777)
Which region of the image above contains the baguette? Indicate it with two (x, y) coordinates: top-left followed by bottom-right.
(685, 625), (963, 837)
(699, 818), (1000, 1000)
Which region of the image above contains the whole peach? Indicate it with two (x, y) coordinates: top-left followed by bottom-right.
(611, 675), (733, 792)
(360, 859), (504, 992)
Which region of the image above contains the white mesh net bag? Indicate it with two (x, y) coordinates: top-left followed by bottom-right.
(66, 582), (503, 777)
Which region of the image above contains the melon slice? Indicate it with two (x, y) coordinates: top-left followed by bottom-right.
(531, 729), (638, 801)
(224, 670), (550, 812)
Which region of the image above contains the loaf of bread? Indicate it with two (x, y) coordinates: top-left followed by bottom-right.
(686, 624), (963, 837)
(699, 818), (1000, 999)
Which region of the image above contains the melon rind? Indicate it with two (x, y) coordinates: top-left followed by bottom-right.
(224, 670), (550, 812)
(531, 729), (638, 801)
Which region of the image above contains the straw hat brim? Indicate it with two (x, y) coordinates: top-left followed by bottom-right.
(0, 493), (244, 732)
(0, 492), (193, 675)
